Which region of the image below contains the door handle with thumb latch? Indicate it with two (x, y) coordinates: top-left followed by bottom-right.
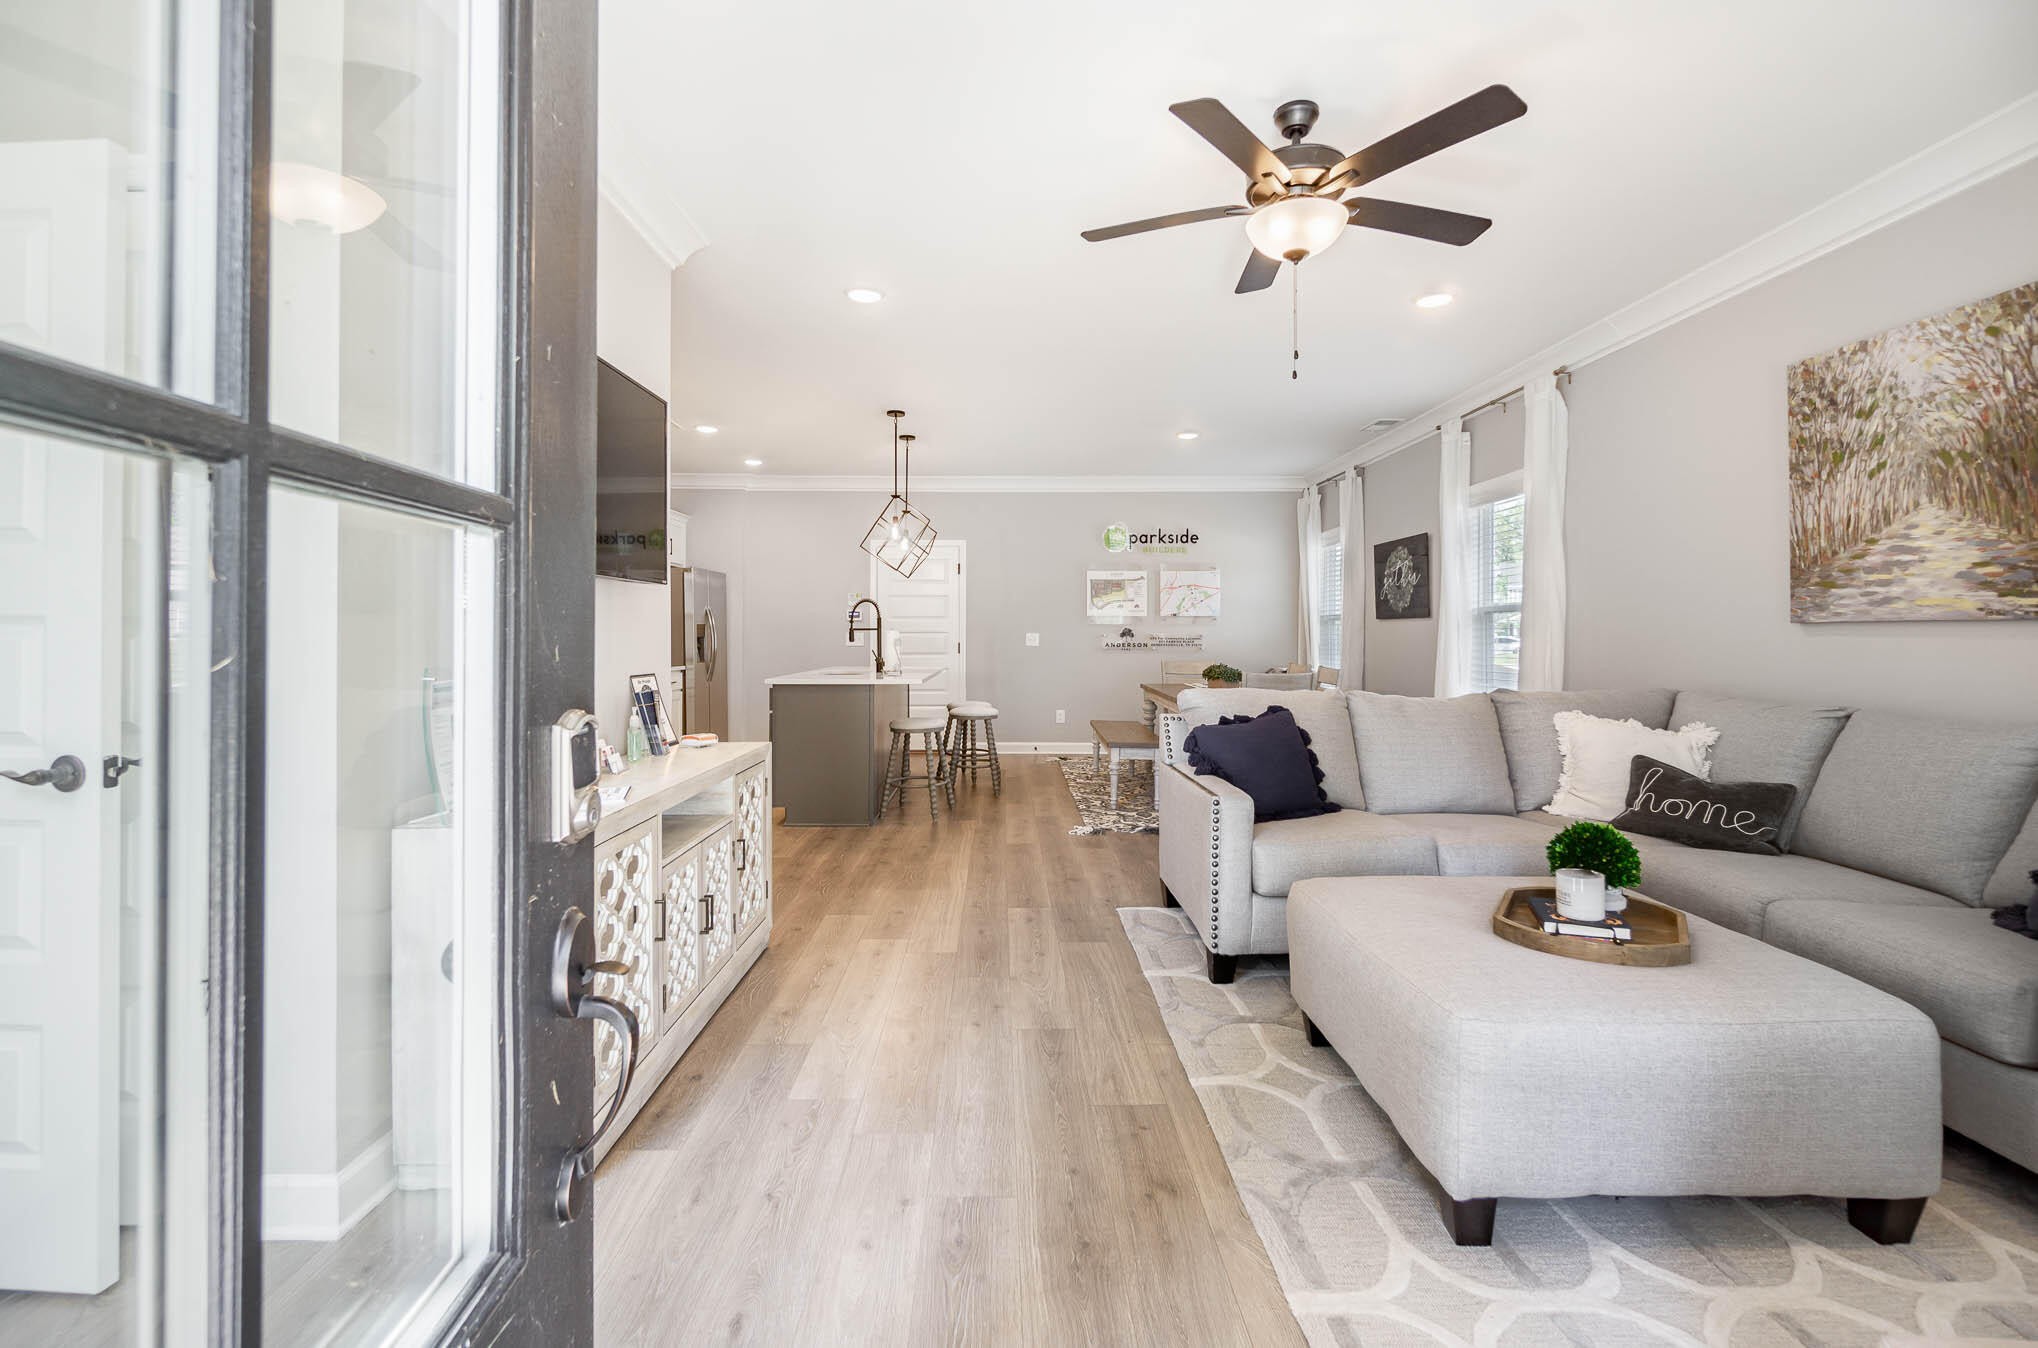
(3, 755), (87, 793)
(550, 907), (641, 1223)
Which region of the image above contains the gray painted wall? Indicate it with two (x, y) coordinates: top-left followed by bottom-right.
(1358, 410), (1526, 694)
(1565, 158), (2038, 721)
(670, 489), (1298, 744)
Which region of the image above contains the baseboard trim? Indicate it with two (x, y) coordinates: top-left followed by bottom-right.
(261, 1131), (397, 1242)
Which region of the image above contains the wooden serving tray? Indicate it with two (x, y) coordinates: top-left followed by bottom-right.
(1491, 886), (1691, 967)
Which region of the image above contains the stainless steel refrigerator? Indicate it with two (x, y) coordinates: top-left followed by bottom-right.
(673, 566), (728, 738)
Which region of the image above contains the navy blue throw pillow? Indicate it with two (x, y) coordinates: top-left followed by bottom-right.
(1182, 706), (1340, 822)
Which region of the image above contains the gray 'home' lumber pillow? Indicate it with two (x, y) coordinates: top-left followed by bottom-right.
(1176, 687), (1365, 809)
(1793, 710), (2038, 906)
(1345, 691), (1515, 815)
(1668, 692), (1851, 850)
(1489, 688), (1676, 812)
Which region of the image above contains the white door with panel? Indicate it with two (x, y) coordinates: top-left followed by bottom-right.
(0, 138), (132, 1295)
(873, 539), (966, 718)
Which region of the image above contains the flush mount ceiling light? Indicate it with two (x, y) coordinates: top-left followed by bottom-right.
(845, 288), (885, 304)
(743, 457), (763, 467)
(1415, 292), (1454, 309)
(694, 424), (720, 434)
(859, 411), (937, 577)
(269, 160), (388, 234)
(1176, 431), (1200, 441)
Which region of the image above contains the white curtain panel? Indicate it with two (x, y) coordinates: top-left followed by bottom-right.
(1433, 417), (1475, 697)
(1519, 372), (1570, 692)
(1338, 469), (1364, 688)
(1297, 488), (1324, 667)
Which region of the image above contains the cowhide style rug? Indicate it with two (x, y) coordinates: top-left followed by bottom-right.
(1118, 904), (2038, 1348)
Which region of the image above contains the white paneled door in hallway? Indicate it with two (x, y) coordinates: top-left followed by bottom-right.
(874, 539), (967, 719)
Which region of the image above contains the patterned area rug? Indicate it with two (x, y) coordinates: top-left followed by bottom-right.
(1057, 755), (1157, 835)
(1118, 905), (2038, 1348)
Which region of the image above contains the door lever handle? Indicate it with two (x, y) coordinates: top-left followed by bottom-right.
(550, 908), (641, 1223)
(3, 755), (87, 793)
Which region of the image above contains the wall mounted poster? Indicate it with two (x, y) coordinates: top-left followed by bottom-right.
(1158, 568), (1221, 620)
(1789, 278), (2038, 621)
(1086, 570), (1148, 622)
(1373, 533), (1431, 619)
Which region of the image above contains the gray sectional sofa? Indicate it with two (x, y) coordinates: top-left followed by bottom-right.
(1154, 686), (2038, 1173)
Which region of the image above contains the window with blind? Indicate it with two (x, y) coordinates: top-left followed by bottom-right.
(1472, 495), (1523, 691)
(1317, 527), (1344, 669)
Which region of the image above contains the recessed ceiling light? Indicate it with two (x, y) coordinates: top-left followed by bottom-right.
(845, 288), (884, 304)
(694, 424), (719, 434)
(1176, 431), (1200, 441)
(743, 457), (763, 468)
(1415, 292), (1454, 309)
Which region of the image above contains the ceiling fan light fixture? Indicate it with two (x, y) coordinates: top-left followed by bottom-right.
(1244, 194), (1347, 263)
(269, 160), (387, 235)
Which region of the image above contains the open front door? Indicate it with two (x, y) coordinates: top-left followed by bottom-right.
(0, 0), (603, 1340)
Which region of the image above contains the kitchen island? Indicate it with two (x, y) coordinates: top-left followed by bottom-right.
(766, 666), (943, 825)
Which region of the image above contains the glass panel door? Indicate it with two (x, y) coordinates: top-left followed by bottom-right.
(0, 0), (600, 1340)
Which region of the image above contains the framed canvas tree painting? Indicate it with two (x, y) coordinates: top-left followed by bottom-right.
(1788, 279), (2038, 621)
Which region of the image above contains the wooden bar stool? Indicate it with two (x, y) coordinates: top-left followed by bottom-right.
(944, 701), (1002, 796)
(880, 714), (949, 821)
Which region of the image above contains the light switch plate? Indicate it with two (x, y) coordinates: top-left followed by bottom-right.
(1025, 632), (1039, 647)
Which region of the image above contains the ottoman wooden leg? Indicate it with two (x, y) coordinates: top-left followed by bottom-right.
(1440, 1196), (1497, 1247)
(1161, 882), (1178, 908)
(1847, 1196), (1927, 1244)
(1303, 1014), (1329, 1048)
(1206, 950), (1236, 984)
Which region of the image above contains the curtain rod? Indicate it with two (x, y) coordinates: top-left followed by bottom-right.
(1433, 367), (1572, 432)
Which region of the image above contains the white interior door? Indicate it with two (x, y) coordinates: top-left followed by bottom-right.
(874, 539), (966, 719)
(0, 138), (129, 1294)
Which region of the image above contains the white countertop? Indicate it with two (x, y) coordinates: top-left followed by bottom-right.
(764, 666), (943, 687)
(593, 740), (769, 844)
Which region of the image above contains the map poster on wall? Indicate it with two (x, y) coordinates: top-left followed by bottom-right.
(1158, 568), (1221, 620)
(1086, 569), (1148, 622)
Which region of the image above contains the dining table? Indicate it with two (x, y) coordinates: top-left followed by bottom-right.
(1138, 681), (1200, 729)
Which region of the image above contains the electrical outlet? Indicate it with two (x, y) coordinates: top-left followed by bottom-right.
(1025, 632), (1040, 647)
(1054, 709), (1066, 725)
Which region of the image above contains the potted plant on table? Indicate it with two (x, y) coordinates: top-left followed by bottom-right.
(1545, 821), (1642, 920)
(1201, 663), (1243, 688)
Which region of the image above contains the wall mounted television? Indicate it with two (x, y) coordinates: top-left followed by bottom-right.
(595, 359), (670, 583)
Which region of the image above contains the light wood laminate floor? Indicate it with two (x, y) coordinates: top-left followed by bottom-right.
(593, 756), (1302, 1347)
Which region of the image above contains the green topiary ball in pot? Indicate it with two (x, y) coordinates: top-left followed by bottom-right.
(1545, 820), (1642, 892)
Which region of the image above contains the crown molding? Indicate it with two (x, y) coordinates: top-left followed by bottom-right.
(1313, 89), (2038, 479)
(598, 170), (708, 269)
(668, 473), (1307, 494)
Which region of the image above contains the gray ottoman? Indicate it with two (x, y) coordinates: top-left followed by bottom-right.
(1288, 876), (1943, 1246)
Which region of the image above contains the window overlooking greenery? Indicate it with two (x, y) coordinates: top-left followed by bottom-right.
(1472, 495), (1523, 690)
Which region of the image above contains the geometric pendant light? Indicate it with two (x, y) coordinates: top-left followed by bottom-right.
(859, 409), (938, 576)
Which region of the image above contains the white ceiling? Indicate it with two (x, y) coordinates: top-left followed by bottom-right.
(600, 0), (2038, 481)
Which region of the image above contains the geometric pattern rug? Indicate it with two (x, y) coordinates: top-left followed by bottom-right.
(1057, 755), (1158, 835)
(1117, 905), (2038, 1348)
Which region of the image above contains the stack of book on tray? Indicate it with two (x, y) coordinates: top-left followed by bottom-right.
(1526, 894), (1633, 944)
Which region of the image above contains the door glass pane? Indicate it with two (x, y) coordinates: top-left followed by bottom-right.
(0, 0), (217, 397)
(261, 485), (498, 1345)
(268, 0), (500, 484)
(0, 428), (214, 1344)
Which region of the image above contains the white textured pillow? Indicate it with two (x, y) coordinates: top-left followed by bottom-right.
(1547, 711), (1719, 822)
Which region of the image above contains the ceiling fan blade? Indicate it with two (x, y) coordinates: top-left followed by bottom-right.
(1080, 205), (1248, 242)
(1235, 250), (1280, 294)
(1315, 84), (1526, 194)
(1346, 197), (1492, 246)
(1169, 98), (1291, 187)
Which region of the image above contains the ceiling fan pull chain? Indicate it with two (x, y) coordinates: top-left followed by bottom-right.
(1292, 262), (1300, 381)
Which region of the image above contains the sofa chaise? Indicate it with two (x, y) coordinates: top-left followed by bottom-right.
(1154, 685), (2038, 1174)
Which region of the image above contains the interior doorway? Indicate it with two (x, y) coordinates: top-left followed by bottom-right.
(873, 538), (967, 720)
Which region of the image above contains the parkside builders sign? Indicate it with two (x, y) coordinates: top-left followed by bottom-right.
(1102, 522), (1201, 556)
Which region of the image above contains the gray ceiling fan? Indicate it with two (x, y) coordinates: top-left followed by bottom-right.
(1082, 85), (1526, 293)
